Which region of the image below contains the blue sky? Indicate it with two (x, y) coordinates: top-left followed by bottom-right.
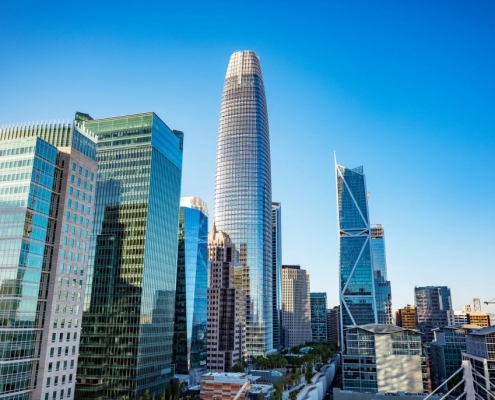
(2, 1), (494, 313)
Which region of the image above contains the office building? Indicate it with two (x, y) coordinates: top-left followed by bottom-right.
(396, 304), (418, 329)
(335, 162), (377, 348)
(327, 306), (340, 346)
(462, 325), (495, 399)
(415, 286), (453, 343)
(173, 197), (208, 384)
(272, 202), (282, 351)
(371, 225), (393, 324)
(207, 227), (246, 372)
(429, 324), (481, 389)
(310, 293), (328, 343)
(75, 113), (183, 399)
(214, 50), (273, 356)
(342, 324), (424, 393)
(0, 116), (97, 400)
(281, 265), (312, 348)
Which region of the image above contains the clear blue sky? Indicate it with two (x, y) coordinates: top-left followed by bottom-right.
(2, 1), (494, 313)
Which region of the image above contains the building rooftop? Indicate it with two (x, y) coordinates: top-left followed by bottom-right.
(467, 324), (495, 336)
(348, 323), (420, 335)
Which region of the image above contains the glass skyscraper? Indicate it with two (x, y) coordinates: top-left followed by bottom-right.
(0, 117), (97, 400)
(173, 197), (208, 385)
(336, 162), (377, 349)
(310, 292), (328, 343)
(371, 224), (393, 324)
(214, 51), (273, 356)
(75, 113), (183, 399)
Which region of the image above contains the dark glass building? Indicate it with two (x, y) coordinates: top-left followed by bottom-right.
(173, 197), (208, 385)
(214, 51), (273, 356)
(310, 292), (328, 343)
(75, 113), (183, 399)
(0, 117), (97, 400)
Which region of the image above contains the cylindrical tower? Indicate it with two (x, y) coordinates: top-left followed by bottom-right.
(214, 51), (273, 356)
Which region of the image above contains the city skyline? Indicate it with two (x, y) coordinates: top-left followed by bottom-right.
(1, 1), (494, 312)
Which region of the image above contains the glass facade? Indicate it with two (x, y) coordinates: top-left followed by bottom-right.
(0, 119), (98, 400)
(75, 113), (183, 399)
(173, 198), (208, 384)
(336, 164), (377, 348)
(0, 137), (57, 399)
(371, 225), (393, 324)
(271, 202), (282, 351)
(310, 292), (328, 343)
(214, 51), (273, 356)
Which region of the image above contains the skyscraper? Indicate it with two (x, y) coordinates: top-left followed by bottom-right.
(0, 116), (97, 400)
(75, 113), (183, 399)
(281, 265), (312, 348)
(207, 227), (246, 372)
(371, 224), (393, 324)
(174, 197), (208, 384)
(214, 51), (273, 356)
(310, 292), (328, 343)
(335, 162), (377, 348)
(272, 202), (282, 351)
(415, 286), (453, 343)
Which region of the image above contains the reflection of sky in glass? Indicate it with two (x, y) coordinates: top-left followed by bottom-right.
(77, 113), (183, 398)
(214, 51), (273, 355)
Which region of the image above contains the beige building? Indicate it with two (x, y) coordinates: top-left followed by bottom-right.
(282, 265), (312, 348)
(207, 227), (246, 371)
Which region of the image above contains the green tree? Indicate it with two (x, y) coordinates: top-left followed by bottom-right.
(139, 389), (150, 400)
(305, 364), (313, 384)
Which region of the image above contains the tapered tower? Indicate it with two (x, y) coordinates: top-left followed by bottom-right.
(214, 51), (273, 356)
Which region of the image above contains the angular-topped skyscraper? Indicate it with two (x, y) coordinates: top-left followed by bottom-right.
(214, 51), (273, 356)
(336, 162), (377, 349)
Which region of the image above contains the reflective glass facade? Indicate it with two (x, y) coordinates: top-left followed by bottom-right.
(0, 120), (97, 400)
(310, 292), (328, 343)
(214, 51), (273, 356)
(271, 202), (282, 351)
(371, 225), (393, 325)
(0, 137), (57, 400)
(75, 113), (183, 399)
(336, 164), (377, 349)
(415, 286), (452, 343)
(174, 198), (208, 384)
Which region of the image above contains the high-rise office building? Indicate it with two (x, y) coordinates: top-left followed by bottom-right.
(310, 292), (328, 343)
(207, 227), (246, 372)
(335, 162), (377, 348)
(75, 113), (183, 399)
(327, 306), (340, 346)
(371, 225), (393, 324)
(415, 286), (453, 343)
(281, 265), (312, 348)
(0, 116), (97, 400)
(173, 197), (208, 384)
(272, 202), (282, 351)
(396, 304), (418, 329)
(214, 50), (273, 356)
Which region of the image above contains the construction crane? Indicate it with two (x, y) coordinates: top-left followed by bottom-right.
(484, 298), (495, 305)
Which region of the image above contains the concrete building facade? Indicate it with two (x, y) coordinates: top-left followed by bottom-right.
(281, 265), (312, 349)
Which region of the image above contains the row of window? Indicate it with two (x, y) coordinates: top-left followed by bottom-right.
(51, 332), (78, 343)
(49, 345), (77, 358)
(71, 162), (94, 181)
(44, 387), (71, 400)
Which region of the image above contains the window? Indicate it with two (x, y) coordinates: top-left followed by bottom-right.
(70, 360), (74, 369)
(52, 333), (56, 342)
(59, 333), (63, 342)
(59, 263), (64, 272)
(46, 377), (51, 387)
(73, 332), (78, 341)
(89, 184), (93, 192)
(58, 347), (62, 356)
(48, 362), (52, 372)
(83, 181), (87, 189)
(66, 332), (70, 341)
(78, 166), (82, 174)
(71, 162), (76, 171)
(82, 193), (86, 201)
(64, 360), (67, 370)
(72, 346), (76, 355)
(69, 186), (73, 195)
(90, 172), (94, 180)
(53, 319), (58, 328)
(62, 375), (66, 384)
(67, 199), (72, 207)
(54, 376), (58, 386)
(75, 190), (80, 198)
(74, 202), (78, 210)
(88, 195), (92, 203)
(65, 347), (69, 356)
(50, 348), (54, 357)
(69, 374), (73, 383)
(65, 211), (70, 220)
(84, 169), (88, 177)
(77, 178), (81, 186)
(64, 224), (69, 232)
(70, 175), (74, 183)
